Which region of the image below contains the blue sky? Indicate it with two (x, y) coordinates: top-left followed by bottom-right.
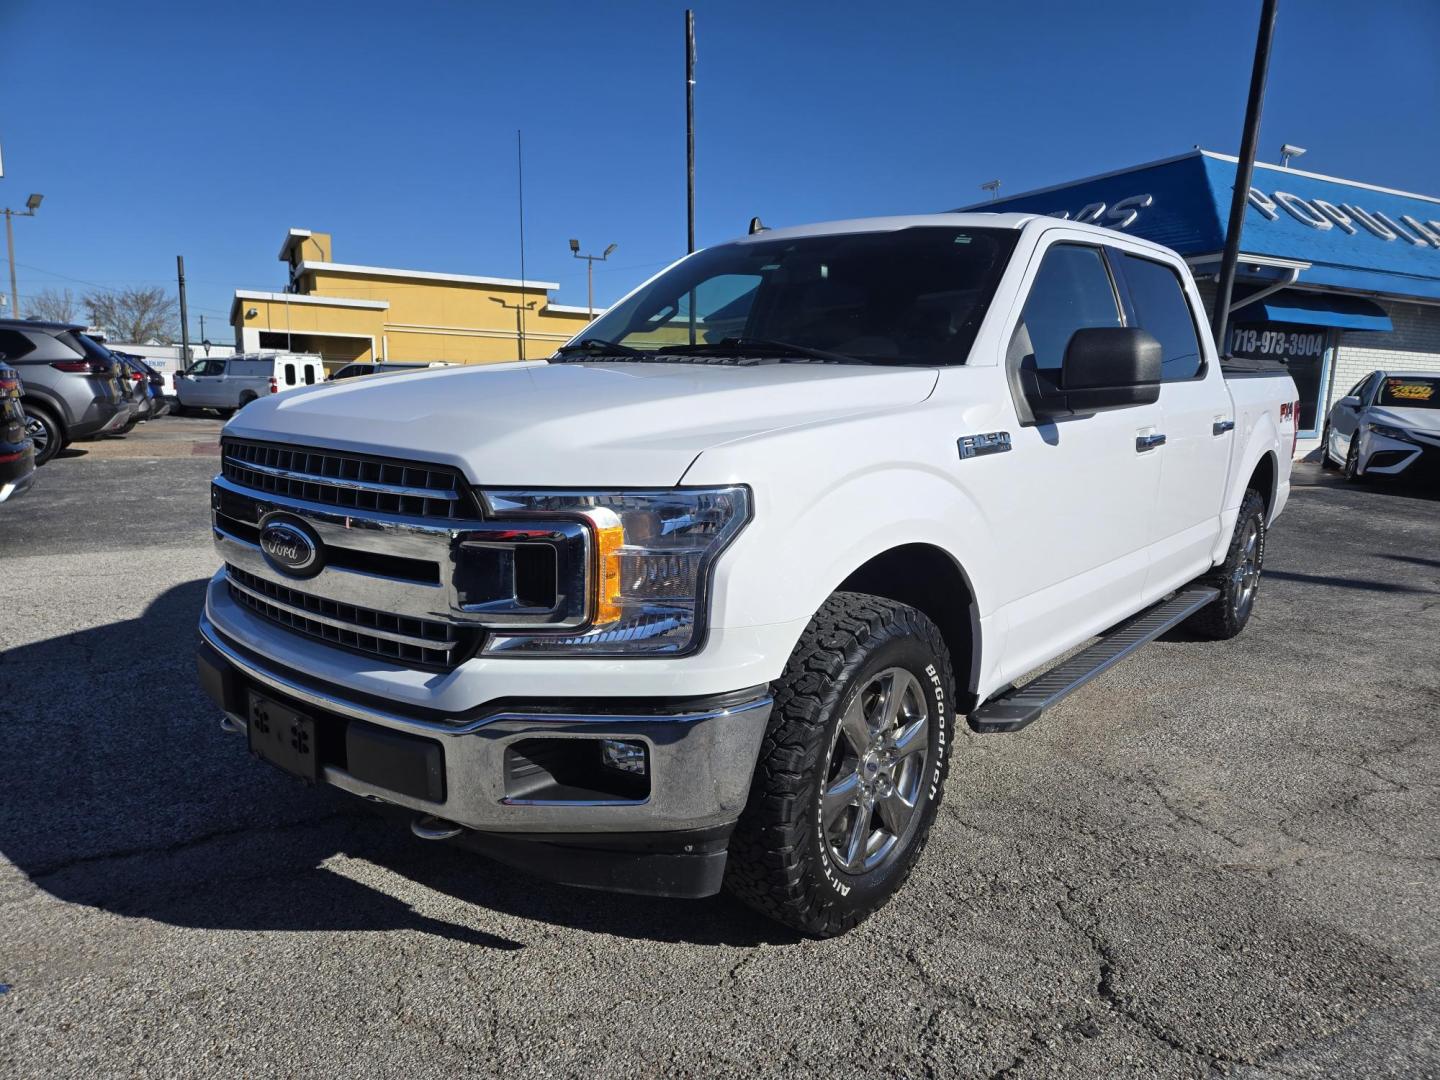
(1, 0), (1437, 338)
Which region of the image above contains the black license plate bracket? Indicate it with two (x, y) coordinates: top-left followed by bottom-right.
(247, 691), (319, 782)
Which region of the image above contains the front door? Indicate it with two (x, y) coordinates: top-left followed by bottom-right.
(1328, 373), (1377, 463)
(989, 238), (1163, 685)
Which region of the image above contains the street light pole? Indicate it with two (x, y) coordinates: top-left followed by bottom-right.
(2, 193), (44, 318)
(569, 240), (618, 321)
(490, 296), (537, 362)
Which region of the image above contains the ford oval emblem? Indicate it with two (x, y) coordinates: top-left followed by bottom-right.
(258, 515), (323, 578)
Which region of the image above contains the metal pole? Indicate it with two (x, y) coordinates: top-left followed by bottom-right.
(177, 255), (191, 368)
(516, 129), (527, 362)
(685, 9), (696, 254)
(5, 211), (18, 318)
(587, 258), (594, 321)
(1212, 0), (1279, 354)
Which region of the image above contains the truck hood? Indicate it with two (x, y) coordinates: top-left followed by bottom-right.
(1367, 405), (1440, 436)
(224, 360), (939, 487)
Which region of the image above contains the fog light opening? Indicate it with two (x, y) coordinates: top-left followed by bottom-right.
(600, 738), (649, 777)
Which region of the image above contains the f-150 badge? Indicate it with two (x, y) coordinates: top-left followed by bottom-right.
(957, 432), (1012, 459)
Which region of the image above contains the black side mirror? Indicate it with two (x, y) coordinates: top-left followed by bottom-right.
(1029, 327), (1161, 419)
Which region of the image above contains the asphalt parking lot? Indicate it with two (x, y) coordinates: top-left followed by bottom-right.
(1, 418), (1436, 1078)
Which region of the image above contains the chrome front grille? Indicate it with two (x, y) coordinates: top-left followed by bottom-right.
(222, 438), (472, 519)
(225, 564), (468, 668)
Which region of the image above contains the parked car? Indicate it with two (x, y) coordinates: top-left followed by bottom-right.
(113, 351), (171, 419)
(1321, 370), (1440, 480)
(0, 319), (132, 465)
(113, 356), (154, 430)
(197, 213), (1298, 937)
(328, 361), (454, 381)
(175, 351), (324, 417)
(0, 357), (36, 502)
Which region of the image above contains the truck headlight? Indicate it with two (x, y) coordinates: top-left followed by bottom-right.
(1367, 423), (1416, 444)
(480, 487), (751, 656)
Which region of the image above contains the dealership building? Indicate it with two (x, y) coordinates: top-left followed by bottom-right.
(968, 149), (1440, 449)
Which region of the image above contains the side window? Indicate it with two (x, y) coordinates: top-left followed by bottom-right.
(189, 359), (211, 377)
(284, 362), (297, 386)
(1361, 373), (1383, 404)
(210, 360), (226, 376)
(0, 329), (36, 361)
(303, 364), (316, 385)
(1015, 244), (1121, 371)
(1115, 253), (1203, 381)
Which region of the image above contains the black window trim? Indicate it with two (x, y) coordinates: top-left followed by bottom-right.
(1107, 247), (1209, 384)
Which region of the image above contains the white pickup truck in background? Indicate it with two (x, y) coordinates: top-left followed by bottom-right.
(197, 213), (1297, 936)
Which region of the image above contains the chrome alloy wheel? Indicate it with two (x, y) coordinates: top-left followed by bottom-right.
(1231, 517), (1261, 623)
(24, 413), (49, 457)
(821, 666), (930, 874)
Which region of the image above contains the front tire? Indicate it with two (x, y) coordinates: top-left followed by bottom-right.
(1185, 488), (1266, 640)
(1344, 433), (1365, 481)
(725, 592), (954, 937)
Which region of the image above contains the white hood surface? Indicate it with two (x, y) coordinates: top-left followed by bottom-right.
(224, 360), (940, 487)
(1368, 405), (1440, 436)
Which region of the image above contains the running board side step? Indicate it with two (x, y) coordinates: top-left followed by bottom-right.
(967, 586), (1220, 734)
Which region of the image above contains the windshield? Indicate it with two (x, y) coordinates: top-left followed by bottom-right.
(562, 226), (1017, 366)
(1376, 376), (1439, 409)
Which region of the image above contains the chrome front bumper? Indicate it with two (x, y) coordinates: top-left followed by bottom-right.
(198, 613), (772, 835)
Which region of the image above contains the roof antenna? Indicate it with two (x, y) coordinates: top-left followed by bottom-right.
(748, 216), (768, 235)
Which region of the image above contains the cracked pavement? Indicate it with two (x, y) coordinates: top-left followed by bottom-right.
(1, 423), (1437, 1078)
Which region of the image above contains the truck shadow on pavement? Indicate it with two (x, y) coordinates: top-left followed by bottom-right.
(0, 580), (795, 950)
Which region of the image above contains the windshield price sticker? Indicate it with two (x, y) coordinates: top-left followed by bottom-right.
(1387, 380), (1435, 402)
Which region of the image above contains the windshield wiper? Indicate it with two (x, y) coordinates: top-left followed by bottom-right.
(552, 338), (647, 359)
(656, 337), (863, 365)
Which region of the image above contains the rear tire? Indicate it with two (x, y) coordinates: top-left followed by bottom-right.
(216, 407), (236, 419)
(238, 391), (258, 409)
(23, 403), (62, 466)
(1319, 424), (1339, 470)
(725, 592), (954, 938)
(1184, 488), (1266, 640)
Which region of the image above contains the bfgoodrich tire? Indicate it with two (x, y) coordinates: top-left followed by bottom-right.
(725, 592), (954, 937)
(1184, 488), (1266, 640)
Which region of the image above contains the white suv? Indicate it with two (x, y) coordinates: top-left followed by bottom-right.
(176, 352), (324, 416)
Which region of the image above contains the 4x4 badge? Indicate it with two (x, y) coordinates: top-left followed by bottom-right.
(957, 432), (1012, 459)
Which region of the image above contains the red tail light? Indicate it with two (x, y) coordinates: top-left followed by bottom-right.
(1292, 399), (1300, 456)
(269, 377), (278, 394)
(50, 359), (93, 373)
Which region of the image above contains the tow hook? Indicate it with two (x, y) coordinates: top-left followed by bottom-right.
(411, 815), (463, 841)
(218, 715), (244, 736)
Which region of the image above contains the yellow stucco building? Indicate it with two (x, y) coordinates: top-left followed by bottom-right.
(229, 229), (596, 370)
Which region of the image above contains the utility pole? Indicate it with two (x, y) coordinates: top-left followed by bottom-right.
(1212, 0), (1280, 354)
(3, 193), (44, 318)
(177, 255), (191, 368)
(685, 9), (696, 254)
(491, 297), (536, 362)
(569, 240), (617, 320)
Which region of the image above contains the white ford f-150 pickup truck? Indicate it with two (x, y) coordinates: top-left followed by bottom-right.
(198, 213), (1297, 936)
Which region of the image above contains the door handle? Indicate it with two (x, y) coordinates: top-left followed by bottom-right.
(1213, 418), (1235, 435)
(1135, 433), (1167, 452)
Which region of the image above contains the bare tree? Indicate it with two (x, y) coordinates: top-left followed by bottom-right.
(25, 287), (80, 323)
(85, 286), (179, 344)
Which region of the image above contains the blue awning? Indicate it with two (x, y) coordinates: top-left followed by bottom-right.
(1235, 290), (1393, 332)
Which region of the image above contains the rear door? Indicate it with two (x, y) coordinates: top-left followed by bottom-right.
(1109, 248), (1232, 593)
(991, 236), (1163, 683)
